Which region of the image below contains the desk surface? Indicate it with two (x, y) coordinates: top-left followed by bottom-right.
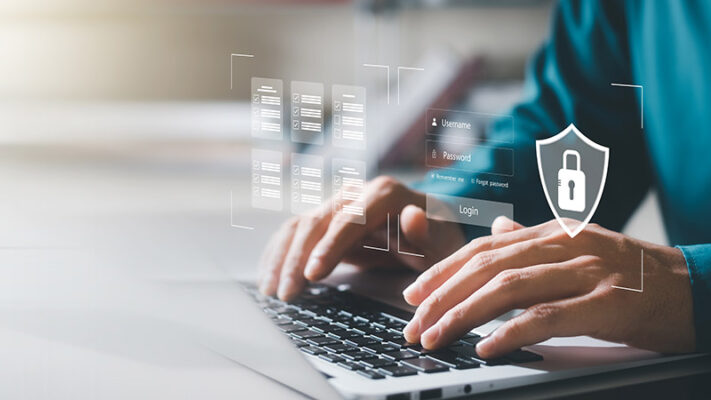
(0, 148), (707, 399)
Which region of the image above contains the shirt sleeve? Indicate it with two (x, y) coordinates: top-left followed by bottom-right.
(414, 0), (651, 240)
(679, 245), (711, 351)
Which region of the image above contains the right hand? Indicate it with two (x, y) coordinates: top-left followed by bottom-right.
(257, 176), (466, 301)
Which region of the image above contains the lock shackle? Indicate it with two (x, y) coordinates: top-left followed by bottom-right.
(563, 150), (581, 171)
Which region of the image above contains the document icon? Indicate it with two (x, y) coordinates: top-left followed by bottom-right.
(291, 81), (324, 145)
(332, 85), (366, 150)
(251, 149), (284, 211)
(332, 158), (366, 224)
(251, 78), (284, 141)
(291, 153), (325, 215)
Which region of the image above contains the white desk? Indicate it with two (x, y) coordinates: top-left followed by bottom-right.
(0, 148), (308, 399)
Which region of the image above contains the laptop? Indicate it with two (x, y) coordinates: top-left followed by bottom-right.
(202, 278), (705, 399)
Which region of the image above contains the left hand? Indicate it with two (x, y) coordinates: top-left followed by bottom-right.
(402, 217), (696, 358)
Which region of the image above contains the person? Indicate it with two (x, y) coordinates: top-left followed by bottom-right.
(257, 0), (711, 359)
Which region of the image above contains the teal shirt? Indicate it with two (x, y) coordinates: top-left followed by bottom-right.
(419, 0), (711, 350)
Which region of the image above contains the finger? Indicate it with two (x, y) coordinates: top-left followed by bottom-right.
(418, 260), (597, 348)
(400, 205), (429, 248)
(403, 219), (563, 306)
(277, 215), (330, 300)
(304, 178), (409, 281)
(475, 291), (601, 358)
(491, 216), (525, 235)
(403, 243), (574, 343)
(258, 217), (299, 295)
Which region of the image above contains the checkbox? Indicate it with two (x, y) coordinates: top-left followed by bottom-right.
(293, 106), (300, 116)
(292, 178), (299, 188)
(252, 94), (260, 103)
(334, 101), (342, 111)
(292, 165), (300, 175)
(293, 94), (300, 103)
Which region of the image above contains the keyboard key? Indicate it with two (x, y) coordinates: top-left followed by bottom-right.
(341, 351), (378, 362)
(291, 338), (310, 348)
(344, 336), (379, 347)
(307, 336), (339, 346)
(327, 328), (360, 340)
(425, 350), (482, 370)
(402, 357), (449, 373)
(382, 349), (419, 361)
(323, 343), (359, 354)
(505, 350), (543, 364)
(377, 365), (418, 377)
(273, 316), (294, 325)
(279, 323), (308, 333)
(363, 343), (400, 354)
(459, 335), (484, 347)
(371, 331), (404, 343)
(452, 358), (481, 370)
(359, 357), (396, 369)
(385, 320), (407, 330)
(291, 330), (324, 340)
(294, 318), (329, 327)
(451, 345), (509, 366)
(300, 346), (325, 356)
(318, 353), (344, 364)
(349, 321), (371, 333)
(385, 338), (420, 349)
(357, 369), (385, 380)
(370, 321), (387, 329)
(337, 361), (365, 371)
(422, 350), (459, 367)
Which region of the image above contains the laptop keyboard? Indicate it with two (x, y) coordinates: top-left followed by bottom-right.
(242, 282), (542, 380)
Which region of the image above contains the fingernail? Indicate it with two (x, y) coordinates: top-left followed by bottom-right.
(403, 318), (420, 340)
(402, 283), (416, 299)
(304, 258), (320, 279)
(277, 278), (293, 299)
(421, 324), (440, 346)
(476, 336), (492, 355)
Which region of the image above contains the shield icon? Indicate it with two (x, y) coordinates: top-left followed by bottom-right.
(536, 123), (609, 238)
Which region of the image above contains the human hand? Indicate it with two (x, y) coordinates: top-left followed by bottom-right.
(258, 176), (466, 301)
(402, 217), (695, 358)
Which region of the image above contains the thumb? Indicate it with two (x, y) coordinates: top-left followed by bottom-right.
(491, 216), (525, 235)
(400, 204), (430, 250)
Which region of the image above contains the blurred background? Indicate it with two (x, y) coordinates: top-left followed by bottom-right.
(0, 0), (665, 261)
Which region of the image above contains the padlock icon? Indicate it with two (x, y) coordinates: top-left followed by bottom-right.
(557, 150), (585, 212)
